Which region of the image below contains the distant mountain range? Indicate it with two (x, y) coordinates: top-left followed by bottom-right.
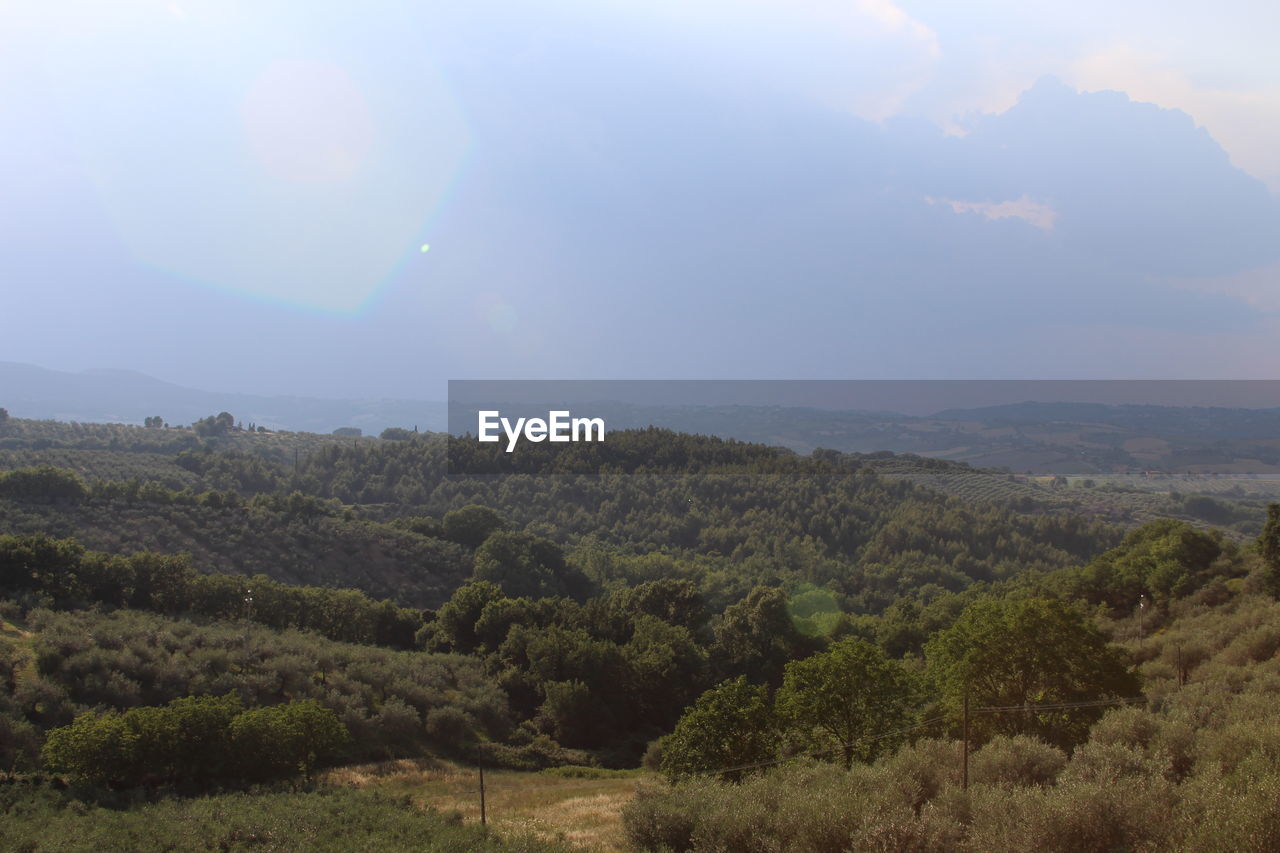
(5, 362), (1280, 473)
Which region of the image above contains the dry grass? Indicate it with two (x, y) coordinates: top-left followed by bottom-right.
(321, 758), (647, 851)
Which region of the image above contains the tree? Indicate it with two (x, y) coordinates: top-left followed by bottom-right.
(1076, 519), (1223, 609)
(0, 466), (88, 502)
(622, 615), (709, 729)
(616, 578), (709, 633)
(44, 696), (343, 788)
(228, 700), (348, 783)
(193, 412), (236, 436)
(1261, 504), (1280, 598)
(41, 711), (137, 787)
(427, 580), (504, 653)
(442, 505), (508, 548)
(712, 586), (811, 685)
(0, 533), (86, 598)
(535, 679), (614, 748)
(472, 530), (570, 598)
(925, 597), (1139, 750)
(659, 676), (776, 782)
(776, 636), (913, 768)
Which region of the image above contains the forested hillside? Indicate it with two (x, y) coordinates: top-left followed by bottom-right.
(3, 413), (1279, 850)
(0, 417), (1122, 612)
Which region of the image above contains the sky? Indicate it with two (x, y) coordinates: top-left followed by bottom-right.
(1, 1), (1278, 400)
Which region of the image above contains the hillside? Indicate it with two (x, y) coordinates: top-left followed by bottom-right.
(0, 411), (1278, 851)
(621, 578), (1280, 852)
(0, 416), (1126, 613)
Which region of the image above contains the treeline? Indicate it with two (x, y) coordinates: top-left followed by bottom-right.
(0, 533), (423, 647)
(42, 695), (346, 789)
(655, 597), (1139, 783)
(0, 486), (473, 607)
(0, 415), (343, 464)
(0, 450), (1122, 614)
(0, 606), (522, 776)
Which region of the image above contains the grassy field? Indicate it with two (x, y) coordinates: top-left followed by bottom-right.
(322, 760), (648, 851)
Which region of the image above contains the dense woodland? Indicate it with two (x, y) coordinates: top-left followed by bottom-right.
(2, 414), (1279, 850)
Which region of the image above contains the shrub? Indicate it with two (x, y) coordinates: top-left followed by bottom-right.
(424, 706), (474, 748)
(968, 735), (1066, 788)
(623, 784), (699, 852)
(966, 775), (1178, 853)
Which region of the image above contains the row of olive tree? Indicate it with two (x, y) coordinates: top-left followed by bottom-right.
(41, 694), (347, 789)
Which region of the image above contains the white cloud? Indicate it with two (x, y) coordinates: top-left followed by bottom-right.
(891, 2), (1280, 188)
(926, 195), (1057, 231)
(1068, 45), (1280, 190)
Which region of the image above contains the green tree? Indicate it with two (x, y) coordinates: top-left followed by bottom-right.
(43, 694), (245, 788)
(42, 711), (137, 787)
(0, 466), (88, 502)
(659, 676), (776, 782)
(535, 679), (613, 748)
(229, 700), (348, 783)
(616, 578), (709, 632)
(622, 615), (709, 729)
(925, 597), (1139, 750)
(442, 505), (508, 548)
(427, 580), (504, 653)
(193, 411), (236, 436)
(775, 636), (913, 768)
(1076, 519), (1223, 609)
(1261, 504), (1280, 598)
(712, 586), (810, 685)
(472, 530), (569, 598)
(0, 533), (86, 598)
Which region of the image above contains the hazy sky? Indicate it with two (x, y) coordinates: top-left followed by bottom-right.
(2, 1), (1278, 398)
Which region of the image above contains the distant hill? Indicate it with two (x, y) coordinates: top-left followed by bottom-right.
(8, 362), (1280, 474)
(0, 361), (447, 434)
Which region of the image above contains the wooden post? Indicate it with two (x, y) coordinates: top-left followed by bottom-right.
(962, 692), (970, 791)
(479, 765), (486, 825)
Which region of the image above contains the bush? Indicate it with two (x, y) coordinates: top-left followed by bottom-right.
(424, 706), (475, 748)
(623, 785), (699, 852)
(966, 775), (1178, 853)
(641, 736), (665, 772)
(969, 735), (1066, 788)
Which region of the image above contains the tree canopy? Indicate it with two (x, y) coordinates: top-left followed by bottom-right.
(925, 597), (1140, 749)
(776, 636), (914, 767)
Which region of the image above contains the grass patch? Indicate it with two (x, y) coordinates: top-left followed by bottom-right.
(323, 758), (649, 851)
(0, 784), (572, 852)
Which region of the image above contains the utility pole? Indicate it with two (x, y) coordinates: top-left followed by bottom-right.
(478, 766), (487, 825)
(961, 692), (970, 791)
(243, 588), (253, 657)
